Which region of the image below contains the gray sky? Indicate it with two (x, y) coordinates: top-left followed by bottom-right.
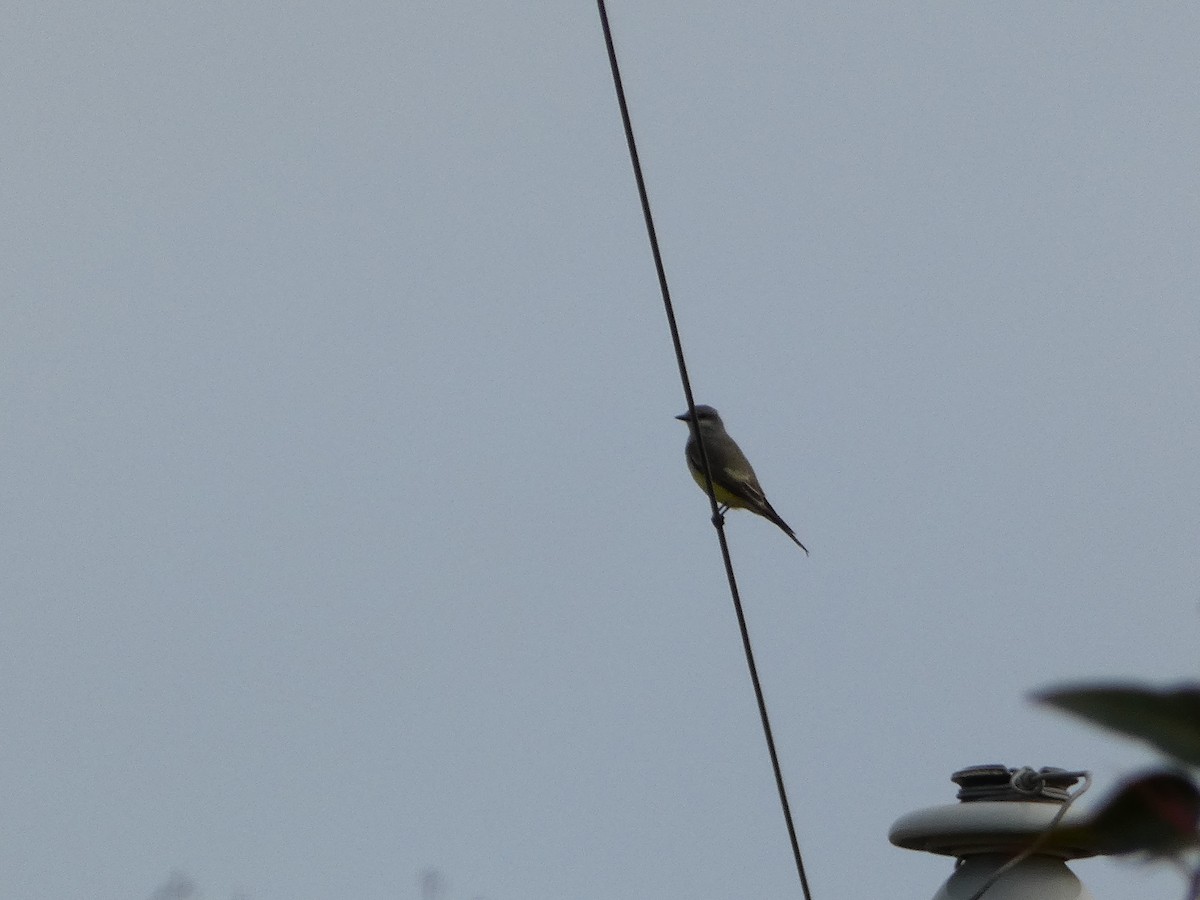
(4, 3), (1199, 898)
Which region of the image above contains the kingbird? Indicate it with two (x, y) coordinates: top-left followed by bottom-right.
(675, 404), (809, 554)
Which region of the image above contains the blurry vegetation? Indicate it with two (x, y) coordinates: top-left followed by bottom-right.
(1036, 682), (1200, 898)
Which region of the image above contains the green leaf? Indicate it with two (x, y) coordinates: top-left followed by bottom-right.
(1033, 683), (1200, 767)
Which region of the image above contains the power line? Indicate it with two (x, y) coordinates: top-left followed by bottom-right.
(593, 4), (814, 899)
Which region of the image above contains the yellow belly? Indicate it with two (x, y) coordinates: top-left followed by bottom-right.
(689, 465), (751, 510)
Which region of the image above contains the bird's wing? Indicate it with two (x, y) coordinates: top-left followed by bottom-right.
(687, 440), (767, 509)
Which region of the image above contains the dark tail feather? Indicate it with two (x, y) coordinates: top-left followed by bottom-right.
(781, 524), (810, 556)
(763, 503), (809, 556)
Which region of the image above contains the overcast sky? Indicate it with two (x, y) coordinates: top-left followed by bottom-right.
(4, 3), (1200, 899)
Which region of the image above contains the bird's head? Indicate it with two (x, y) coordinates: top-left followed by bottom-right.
(675, 404), (723, 432)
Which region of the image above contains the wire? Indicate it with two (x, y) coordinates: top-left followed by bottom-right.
(964, 770), (1093, 900)
(593, 4), (813, 899)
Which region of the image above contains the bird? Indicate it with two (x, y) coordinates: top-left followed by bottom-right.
(675, 404), (808, 554)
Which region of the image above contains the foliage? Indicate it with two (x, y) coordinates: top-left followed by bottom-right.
(1035, 682), (1200, 897)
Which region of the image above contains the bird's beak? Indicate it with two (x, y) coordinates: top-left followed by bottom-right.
(674, 412), (691, 422)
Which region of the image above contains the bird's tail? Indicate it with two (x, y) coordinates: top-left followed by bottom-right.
(763, 502), (809, 556)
